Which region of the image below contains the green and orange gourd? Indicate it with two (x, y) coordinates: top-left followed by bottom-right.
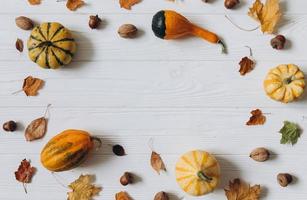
(152, 10), (226, 53)
(40, 129), (101, 172)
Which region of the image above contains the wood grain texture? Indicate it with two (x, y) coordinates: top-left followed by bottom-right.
(0, 0), (307, 199)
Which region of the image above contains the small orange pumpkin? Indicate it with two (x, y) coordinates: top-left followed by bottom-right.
(40, 129), (101, 172)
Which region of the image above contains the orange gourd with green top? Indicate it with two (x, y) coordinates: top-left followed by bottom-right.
(40, 129), (101, 172)
(152, 10), (226, 52)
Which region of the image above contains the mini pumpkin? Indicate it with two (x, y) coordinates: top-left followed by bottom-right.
(40, 129), (101, 172)
(27, 22), (77, 69)
(175, 150), (220, 196)
(264, 64), (305, 103)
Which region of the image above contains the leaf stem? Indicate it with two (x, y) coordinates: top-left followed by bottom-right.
(225, 15), (259, 32)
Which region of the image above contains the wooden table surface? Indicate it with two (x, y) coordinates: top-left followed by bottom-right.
(1, 0), (307, 199)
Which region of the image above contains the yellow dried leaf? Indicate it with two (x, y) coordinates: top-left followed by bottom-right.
(66, 0), (85, 11)
(22, 76), (44, 96)
(119, 0), (141, 10)
(67, 174), (101, 200)
(248, 0), (282, 34)
(28, 0), (41, 5)
(225, 178), (261, 200)
(150, 151), (166, 174)
(246, 109), (266, 126)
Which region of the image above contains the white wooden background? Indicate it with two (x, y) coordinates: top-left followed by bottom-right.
(1, 0), (307, 199)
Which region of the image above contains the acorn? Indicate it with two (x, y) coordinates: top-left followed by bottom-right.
(224, 0), (240, 9)
(271, 35), (286, 50)
(3, 121), (17, 132)
(89, 15), (102, 29)
(120, 172), (133, 186)
(277, 173), (293, 187)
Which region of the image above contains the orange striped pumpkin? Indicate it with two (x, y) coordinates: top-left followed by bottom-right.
(40, 129), (101, 172)
(175, 150), (220, 196)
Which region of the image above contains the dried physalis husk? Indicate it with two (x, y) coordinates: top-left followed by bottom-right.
(151, 151), (166, 174)
(66, 0), (85, 11)
(119, 0), (141, 10)
(115, 191), (132, 200)
(16, 38), (24, 52)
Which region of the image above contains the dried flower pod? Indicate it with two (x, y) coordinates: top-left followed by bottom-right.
(118, 24), (138, 38)
(120, 172), (133, 186)
(277, 173), (293, 187)
(271, 35), (286, 50)
(224, 0), (240, 9)
(154, 191), (169, 200)
(249, 147), (270, 162)
(15, 16), (34, 30)
(3, 121), (17, 132)
(89, 15), (102, 29)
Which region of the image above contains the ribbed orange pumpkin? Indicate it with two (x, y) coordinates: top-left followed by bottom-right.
(40, 129), (101, 172)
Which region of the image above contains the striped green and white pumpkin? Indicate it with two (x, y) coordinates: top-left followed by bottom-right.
(27, 22), (77, 69)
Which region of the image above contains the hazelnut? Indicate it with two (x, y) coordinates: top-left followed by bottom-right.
(154, 191), (169, 200)
(271, 35), (286, 50)
(118, 24), (138, 38)
(3, 121), (17, 132)
(15, 16), (34, 30)
(277, 173), (293, 187)
(89, 15), (102, 29)
(120, 172), (133, 186)
(224, 0), (240, 9)
(249, 147), (270, 162)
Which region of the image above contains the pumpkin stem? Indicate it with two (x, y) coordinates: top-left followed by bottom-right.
(91, 136), (102, 150)
(218, 40), (227, 54)
(284, 76), (294, 85)
(197, 171), (212, 182)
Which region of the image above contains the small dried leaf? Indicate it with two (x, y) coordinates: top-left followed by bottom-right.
(22, 76), (44, 96)
(66, 0), (85, 11)
(28, 0), (41, 5)
(25, 117), (47, 141)
(67, 174), (102, 200)
(16, 38), (24, 52)
(246, 109), (266, 126)
(239, 57), (254, 76)
(248, 0), (282, 34)
(15, 159), (36, 183)
(112, 144), (126, 156)
(115, 191), (132, 200)
(119, 0), (141, 10)
(225, 178), (261, 200)
(150, 151), (166, 174)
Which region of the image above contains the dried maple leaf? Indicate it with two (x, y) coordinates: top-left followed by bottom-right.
(66, 0), (85, 11)
(119, 0), (141, 10)
(248, 0), (282, 34)
(239, 57), (254, 76)
(16, 38), (24, 52)
(115, 191), (132, 200)
(28, 0), (41, 5)
(150, 151), (166, 174)
(67, 174), (101, 200)
(15, 159), (36, 193)
(22, 76), (44, 96)
(225, 178), (261, 200)
(25, 117), (47, 141)
(246, 109), (266, 126)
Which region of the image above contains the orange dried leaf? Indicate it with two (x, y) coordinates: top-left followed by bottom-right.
(22, 76), (44, 96)
(150, 151), (166, 174)
(28, 0), (41, 5)
(66, 0), (85, 11)
(15, 159), (36, 193)
(25, 117), (47, 141)
(246, 109), (266, 126)
(225, 178), (261, 200)
(239, 57), (254, 76)
(119, 0), (141, 10)
(115, 191), (132, 200)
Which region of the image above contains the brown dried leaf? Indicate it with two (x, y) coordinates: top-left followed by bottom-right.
(25, 117), (47, 141)
(246, 109), (266, 126)
(66, 0), (85, 11)
(239, 57), (254, 76)
(115, 191), (132, 200)
(15, 159), (36, 193)
(16, 38), (24, 52)
(150, 151), (166, 174)
(248, 0), (282, 34)
(22, 76), (44, 96)
(225, 178), (261, 200)
(119, 0), (141, 10)
(28, 0), (41, 5)
(67, 174), (102, 200)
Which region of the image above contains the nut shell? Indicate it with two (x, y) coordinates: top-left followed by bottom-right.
(15, 16), (34, 30)
(250, 147), (270, 162)
(118, 24), (138, 38)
